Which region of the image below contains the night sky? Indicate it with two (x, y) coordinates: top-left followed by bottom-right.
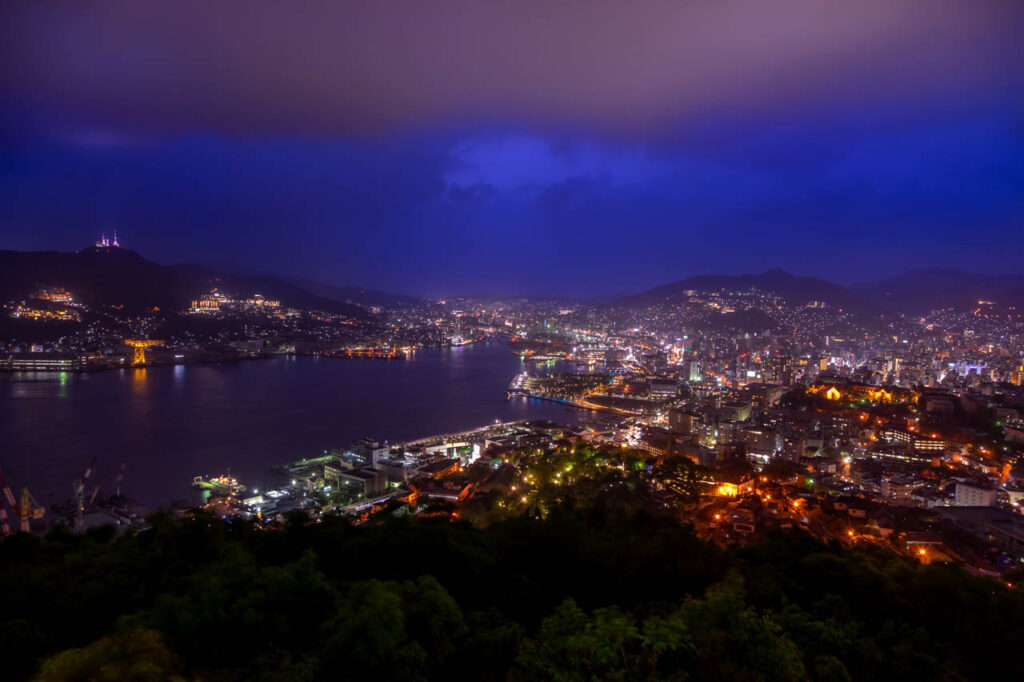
(2, 1), (1022, 297)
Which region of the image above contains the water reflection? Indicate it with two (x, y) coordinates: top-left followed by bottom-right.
(0, 342), (577, 506)
(130, 368), (148, 394)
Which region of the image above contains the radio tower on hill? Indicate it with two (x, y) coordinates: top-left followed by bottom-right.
(95, 231), (121, 248)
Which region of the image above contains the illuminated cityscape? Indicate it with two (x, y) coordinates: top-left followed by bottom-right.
(2, 2), (1024, 680)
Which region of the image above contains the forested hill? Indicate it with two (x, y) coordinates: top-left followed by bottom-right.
(3, 508), (1023, 681)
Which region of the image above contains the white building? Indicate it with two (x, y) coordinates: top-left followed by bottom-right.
(954, 482), (997, 507)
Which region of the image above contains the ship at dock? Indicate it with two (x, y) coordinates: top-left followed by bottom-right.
(43, 459), (150, 533)
(324, 347), (406, 359)
(191, 473), (246, 502)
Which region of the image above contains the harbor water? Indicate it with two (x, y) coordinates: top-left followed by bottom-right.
(0, 341), (582, 507)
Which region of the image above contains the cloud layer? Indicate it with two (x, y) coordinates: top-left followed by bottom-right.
(3, 1), (1022, 136)
(1, 1), (1022, 296)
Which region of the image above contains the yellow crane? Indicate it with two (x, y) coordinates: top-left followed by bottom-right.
(124, 339), (164, 366)
(19, 488), (45, 533)
(0, 470), (45, 535)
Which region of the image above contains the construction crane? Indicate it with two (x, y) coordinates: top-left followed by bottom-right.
(124, 339), (164, 366)
(18, 488), (45, 533)
(73, 457), (97, 532)
(0, 469), (44, 535)
(84, 484), (100, 516)
(114, 460), (127, 498)
(0, 502), (10, 537)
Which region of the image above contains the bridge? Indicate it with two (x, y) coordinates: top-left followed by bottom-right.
(124, 339), (164, 366)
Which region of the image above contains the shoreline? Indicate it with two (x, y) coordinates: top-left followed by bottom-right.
(1, 339), (490, 375)
(1, 342), (577, 512)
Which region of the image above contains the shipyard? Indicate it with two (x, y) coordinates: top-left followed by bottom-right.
(189, 418), (575, 526)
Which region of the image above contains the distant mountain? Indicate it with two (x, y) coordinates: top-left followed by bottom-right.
(852, 269), (1024, 314)
(287, 277), (418, 308)
(192, 259), (275, 279)
(0, 247), (371, 318)
(193, 261), (416, 308)
(611, 269), (869, 311)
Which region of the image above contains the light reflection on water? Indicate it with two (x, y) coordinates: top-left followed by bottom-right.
(0, 342), (581, 506)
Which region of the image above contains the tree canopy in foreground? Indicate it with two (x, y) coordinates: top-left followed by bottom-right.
(2, 504), (1023, 681)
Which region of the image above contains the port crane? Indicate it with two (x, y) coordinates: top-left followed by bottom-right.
(18, 488), (45, 533)
(0, 469), (45, 536)
(73, 457), (97, 532)
(0, 502), (10, 537)
(114, 460), (127, 497)
(124, 339), (164, 366)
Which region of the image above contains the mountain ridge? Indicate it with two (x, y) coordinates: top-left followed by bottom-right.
(851, 268), (1024, 313)
(4, 246), (1024, 315)
(0, 247), (371, 318)
(188, 260), (417, 308)
(610, 269), (870, 311)
(610, 268), (1024, 314)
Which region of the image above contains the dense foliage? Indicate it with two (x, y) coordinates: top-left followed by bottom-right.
(2, 504), (1023, 681)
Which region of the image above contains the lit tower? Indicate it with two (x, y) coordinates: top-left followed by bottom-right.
(112, 230), (120, 247)
(124, 339), (164, 366)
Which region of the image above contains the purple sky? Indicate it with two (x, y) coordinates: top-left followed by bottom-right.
(2, 1), (1022, 296)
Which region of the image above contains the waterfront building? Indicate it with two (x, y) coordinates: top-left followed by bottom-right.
(4, 352), (86, 371)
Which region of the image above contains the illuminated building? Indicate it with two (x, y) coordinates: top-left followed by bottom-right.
(190, 290), (228, 313)
(33, 287), (74, 303)
(245, 294), (280, 308)
(190, 290), (280, 314)
(10, 306), (81, 322)
(352, 438), (389, 467)
(766, 355), (794, 385)
(4, 352), (86, 371)
(808, 381), (917, 405)
(879, 428), (945, 453)
(716, 482), (739, 497)
(713, 473), (754, 497)
(684, 360), (701, 382)
(863, 445), (935, 465)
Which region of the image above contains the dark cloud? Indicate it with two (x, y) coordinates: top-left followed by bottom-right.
(2, 1), (1022, 137)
